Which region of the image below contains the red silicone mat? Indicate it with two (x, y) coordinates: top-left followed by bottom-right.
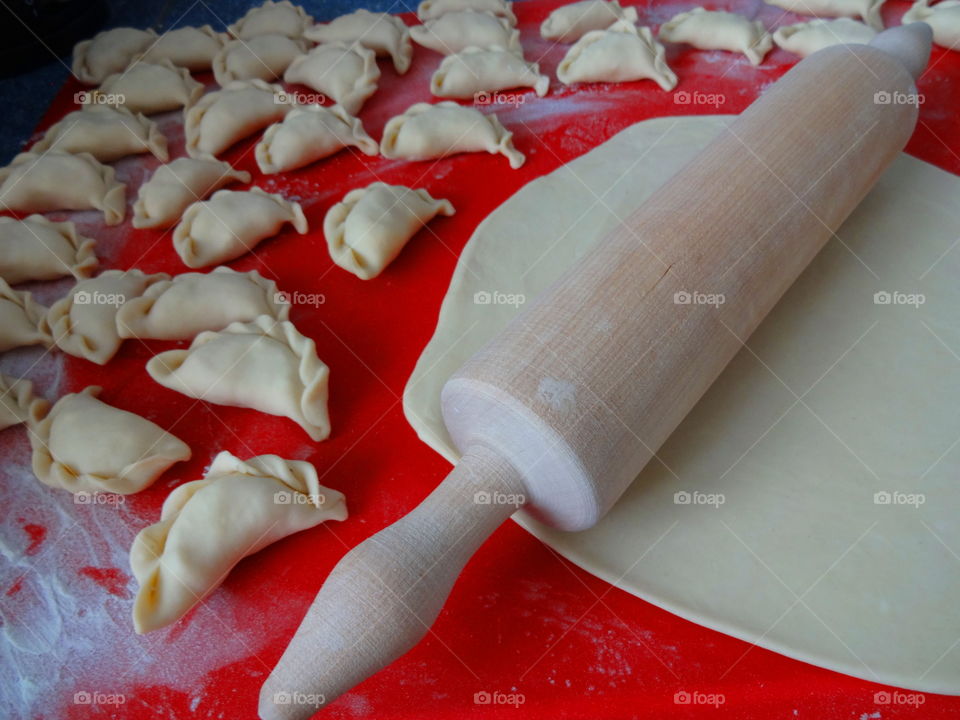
(2, 0), (959, 718)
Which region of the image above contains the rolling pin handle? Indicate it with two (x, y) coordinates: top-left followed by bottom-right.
(259, 445), (525, 719)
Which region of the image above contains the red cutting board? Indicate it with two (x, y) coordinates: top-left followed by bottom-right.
(2, 1), (959, 718)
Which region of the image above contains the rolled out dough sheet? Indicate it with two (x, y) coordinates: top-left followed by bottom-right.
(403, 115), (960, 694)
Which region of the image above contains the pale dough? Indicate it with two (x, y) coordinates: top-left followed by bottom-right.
(97, 59), (204, 115)
(139, 25), (227, 71)
(404, 115), (960, 694)
(130, 451), (347, 633)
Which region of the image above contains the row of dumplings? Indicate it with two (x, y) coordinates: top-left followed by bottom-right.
(66, 0), (959, 131)
(0, 256), (348, 634)
(1, 375), (347, 634)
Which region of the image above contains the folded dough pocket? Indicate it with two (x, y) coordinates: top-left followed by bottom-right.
(28, 386), (191, 495)
(116, 267), (290, 341)
(772, 18), (877, 57)
(410, 9), (521, 55)
(658, 8), (773, 66)
(304, 8), (413, 74)
(380, 101), (525, 168)
(325, 182), (455, 280)
(30, 106), (169, 163)
(172, 187), (308, 268)
(72, 26), (157, 84)
(184, 79), (294, 159)
(418, 0), (517, 24)
(130, 450), (347, 634)
(557, 20), (677, 91)
(0, 278), (53, 353)
(46, 269), (170, 365)
(0, 373), (48, 432)
(146, 315), (331, 442)
(229, 0), (314, 40)
(140, 25), (227, 71)
(0, 151), (126, 225)
(212, 34), (307, 86)
(430, 46), (550, 99)
(133, 157), (252, 230)
(540, 0), (638, 43)
(255, 104), (378, 175)
(283, 43), (381, 117)
(98, 59), (204, 115)
(0, 215), (97, 285)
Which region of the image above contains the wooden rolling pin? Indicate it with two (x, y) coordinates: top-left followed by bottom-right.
(260, 24), (931, 718)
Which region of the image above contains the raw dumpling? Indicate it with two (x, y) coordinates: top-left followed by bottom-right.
(764, 0), (886, 30)
(46, 269), (169, 365)
(29, 386), (191, 495)
(304, 9), (413, 74)
(540, 0), (639, 43)
(0, 279), (51, 353)
(229, 0), (313, 39)
(147, 315), (331, 441)
(557, 20), (678, 91)
(0, 152), (125, 225)
(659, 8), (773, 66)
(255, 104), (378, 174)
(903, 0), (960, 50)
(133, 157), (252, 229)
(381, 101), (525, 168)
(139, 25), (228, 70)
(116, 267), (290, 340)
(418, 0), (517, 23)
(431, 45), (549, 98)
(773, 17), (877, 56)
(0, 374), (48, 432)
(97, 59), (204, 114)
(30, 106), (168, 162)
(172, 188), (308, 268)
(212, 34), (308, 85)
(283, 43), (380, 115)
(72, 27), (158, 84)
(184, 80), (293, 158)
(325, 183), (455, 280)
(410, 10), (521, 54)
(130, 450), (347, 634)
(0, 215), (97, 285)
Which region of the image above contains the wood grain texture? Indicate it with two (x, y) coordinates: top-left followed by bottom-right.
(260, 25), (930, 719)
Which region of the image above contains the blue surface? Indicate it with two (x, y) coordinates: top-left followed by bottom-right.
(0, 0), (434, 164)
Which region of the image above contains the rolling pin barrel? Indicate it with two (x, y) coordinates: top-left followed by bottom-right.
(444, 31), (927, 532)
(260, 24), (931, 719)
